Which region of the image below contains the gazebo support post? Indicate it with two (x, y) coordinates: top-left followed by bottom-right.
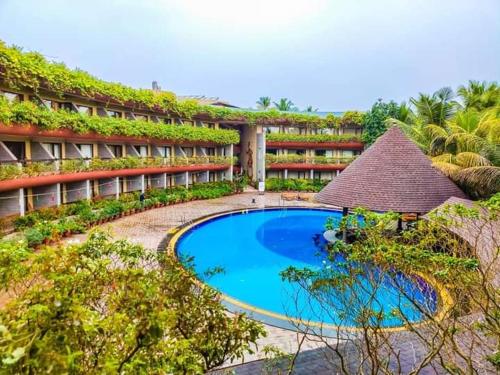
(397, 214), (403, 232)
(342, 207), (348, 242)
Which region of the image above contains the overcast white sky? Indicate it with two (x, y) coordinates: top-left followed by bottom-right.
(0, 0), (498, 111)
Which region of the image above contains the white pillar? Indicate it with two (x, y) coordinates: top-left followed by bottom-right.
(310, 169), (314, 179)
(141, 175), (145, 193)
(19, 188), (25, 217)
(56, 183), (62, 206)
(336, 170), (340, 176)
(85, 180), (91, 200)
(163, 173), (167, 189)
(185, 171), (189, 189)
(115, 177), (120, 199)
(229, 144), (234, 181)
(284, 169), (288, 179)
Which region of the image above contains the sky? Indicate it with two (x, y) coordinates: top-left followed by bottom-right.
(0, 0), (499, 111)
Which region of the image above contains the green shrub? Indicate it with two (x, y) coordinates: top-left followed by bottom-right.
(265, 178), (328, 192)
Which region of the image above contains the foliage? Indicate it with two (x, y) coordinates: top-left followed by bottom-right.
(0, 41), (360, 128)
(266, 132), (362, 143)
(273, 98), (296, 111)
(265, 178), (328, 192)
(265, 153), (354, 165)
(410, 87), (458, 126)
(457, 80), (500, 111)
(0, 231), (265, 373)
(280, 196), (499, 373)
(0, 155), (235, 181)
(10, 181), (240, 246)
(361, 99), (407, 145)
(256, 96), (271, 109)
(0, 97), (239, 145)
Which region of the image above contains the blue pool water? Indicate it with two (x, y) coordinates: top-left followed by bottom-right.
(176, 208), (437, 328)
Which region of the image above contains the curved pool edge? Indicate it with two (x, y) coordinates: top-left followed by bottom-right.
(164, 206), (454, 334)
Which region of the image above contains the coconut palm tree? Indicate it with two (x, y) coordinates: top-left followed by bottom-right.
(394, 105), (500, 198)
(305, 105), (318, 112)
(457, 80), (500, 111)
(256, 96), (271, 110)
(273, 98), (295, 111)
(409, 87), (458, 126)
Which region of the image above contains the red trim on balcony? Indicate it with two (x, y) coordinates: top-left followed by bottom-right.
(0, 124), (223, 147)
(0, 164), (229, 192)
(266, 141), (364, 150)
(266, 163), (347, 171)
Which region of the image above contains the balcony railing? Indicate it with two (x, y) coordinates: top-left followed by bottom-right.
(265, 154), (355, 165)
(0, 156), (235, 181)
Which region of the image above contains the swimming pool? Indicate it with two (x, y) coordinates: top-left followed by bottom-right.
(175, 208), (438, 330)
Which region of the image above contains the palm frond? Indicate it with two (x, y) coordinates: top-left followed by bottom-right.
(455, 152), (491, 168)
(454, 166), (500, 199)
(432, 161), (462, 178)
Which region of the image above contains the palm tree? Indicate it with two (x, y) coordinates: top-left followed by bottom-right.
(256, 96), (271, 110)
(273, 98), (295, 111)
(457, 80), (500, 111)
(393, 105), (500, 198)
(409, 87), (458, 126)
(305, 105), (318, 112)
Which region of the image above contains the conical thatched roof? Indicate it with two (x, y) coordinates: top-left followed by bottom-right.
(315, 126), (467, 213)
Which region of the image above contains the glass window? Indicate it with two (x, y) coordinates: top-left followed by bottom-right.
(77, 105), (92, 115)
(2, 91), (23, 103)
(163, 118), (172, 125)
(77, 144), (93, 158)
(134, 145), (148, 157)
(106, 110), (122, 118)
(110, 145), (123, 158)
(42, 143), (61, 159)
(206, 148), (216, 156)
(134, 114), (148, 121)
(206, 122), (215, 129)
(157, 146), (170, 158)
(182, 147), (194, 157)
(266, 149), (277, 155)
(315, 149), (326, 157)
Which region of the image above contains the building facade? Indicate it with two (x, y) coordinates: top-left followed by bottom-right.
(0, 53), (363, 219)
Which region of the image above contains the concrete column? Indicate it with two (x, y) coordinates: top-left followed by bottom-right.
(163, 173), (168, 189)
(336, 170), (340, 176)
(310, 169), (314, 179)
(56, 183), (61, 206)
(115, 178), (120, 199)
(284, 169), (288, 179)
(86, 180), (92, 200)
(141, 175), (145, 193)
(19, 188), (25, 217)
(229, 144), (234, 181)
(185, 171), (189, 189)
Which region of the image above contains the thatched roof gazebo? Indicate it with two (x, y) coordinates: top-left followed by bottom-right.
(316, 126), (467, 215)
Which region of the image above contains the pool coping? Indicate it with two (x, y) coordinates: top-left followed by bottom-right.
(162, 206), (454, 335)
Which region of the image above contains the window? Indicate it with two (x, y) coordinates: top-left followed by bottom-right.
(206, 122), (215, 129)
(60, 102), (75, 112)
(134, 114), (148, 121)
(2, 91), (23, 103)
(163, 118), (172, 125)
(206, 148), (215, 156)
(134, 145), (148, 157)
(266, 149), (277, 155)
(182, 120), (194, 126)
(3, 141), (25, 160)
(342, 150), (354, 158)
(157, 146), (170, 158)
(77, 144), (93, 158)
(315, 149), (326, 157)
(42, 143), (61, 159)
(106, 110), (122, 118)
(182, 147), (194, 157)
(110, 145), (123, 158)
(295, 149), (306, 156)
(77, 105), (92, 115)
